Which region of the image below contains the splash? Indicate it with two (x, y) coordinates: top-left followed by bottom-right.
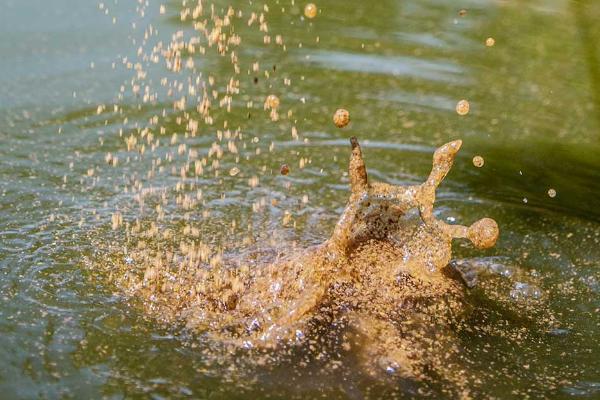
(83, 2), (573, 396)
(102, 137), (505, 394)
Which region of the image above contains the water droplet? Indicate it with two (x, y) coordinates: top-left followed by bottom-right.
(456, 99), (470, 116)
(333, 108), (350, 128)
(510, 282), (541, 300)
(472, 155), (484, 168)
(548, 188), (557, 198)
(229, 167), (240, 176)
(264, 94), (280, 109)
(280, 164), (290, 175)
(304, 3), (317, 19)
(485, 37), (496, 47)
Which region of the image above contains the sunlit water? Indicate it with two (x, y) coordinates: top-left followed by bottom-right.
(1, 0), (600, 398)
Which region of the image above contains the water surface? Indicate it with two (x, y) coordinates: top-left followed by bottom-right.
(1, 0), (600, 398)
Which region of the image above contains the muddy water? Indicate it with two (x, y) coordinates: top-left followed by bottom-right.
(1, 0), (600, 399)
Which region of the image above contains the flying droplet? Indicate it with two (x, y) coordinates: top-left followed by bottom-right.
(333, 108), (350, 128)
(229, 167), (240, 176)
(111, 212), (123, 230)
(485, 37), (495, 47)
(472, 155), (484, 168)
(280, 164), (290, 175)
(456, 99), (470, 116)
(304, 3), (317, 19)
(548, 188), (557, 198)
(264, 94), (280, 109)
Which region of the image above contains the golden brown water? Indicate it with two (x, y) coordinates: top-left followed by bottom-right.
(76, 2), (586, 397)
(97, 136), (510, 396)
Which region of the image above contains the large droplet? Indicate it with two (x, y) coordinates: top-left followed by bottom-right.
(333, 108), (350, 128)
(456, 100), (470, 116)
(304, 3), (317, 19)
(472, 155), (484, 168)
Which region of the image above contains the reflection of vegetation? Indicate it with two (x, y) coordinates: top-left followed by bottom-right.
(572, 0), (600, 133)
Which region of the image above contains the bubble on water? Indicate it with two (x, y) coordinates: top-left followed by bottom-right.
(455, 99), (470, 116)
(489, 262), (513, 278)
(472, 155), (484, 168)
(333, 108), (350, 128)
(485, 37), (496, 47)
(510, 282), (542, 300)
(548, 188), (557, 198)
(564, 381), (600, 397)
(304, 3), (317, 19)
(549, 328), (570, 337)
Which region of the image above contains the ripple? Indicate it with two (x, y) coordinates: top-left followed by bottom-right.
(302, 50), (468, 84)
(563, 381), (600, 397)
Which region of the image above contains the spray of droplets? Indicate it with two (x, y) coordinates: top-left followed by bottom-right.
(84, 2), (326, 334)
(81, 3), (571, 396)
